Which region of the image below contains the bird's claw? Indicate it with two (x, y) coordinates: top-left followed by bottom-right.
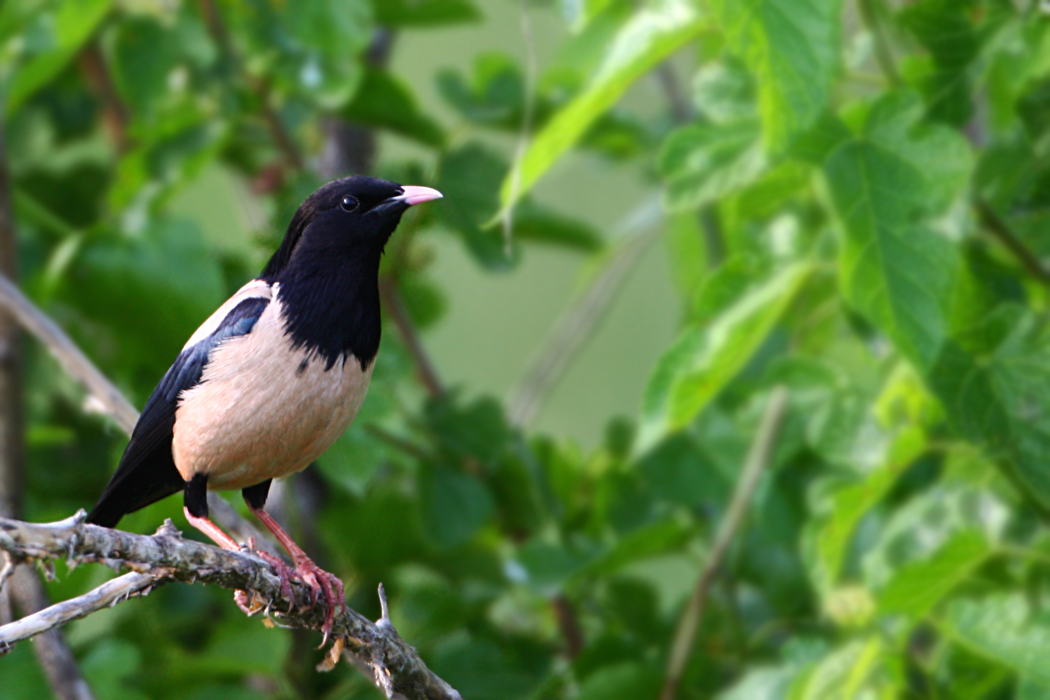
(254, 549), (298, 613)
(292, 557), (345, 647)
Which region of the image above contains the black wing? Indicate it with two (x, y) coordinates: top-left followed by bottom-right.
(87, 296), (271, 527)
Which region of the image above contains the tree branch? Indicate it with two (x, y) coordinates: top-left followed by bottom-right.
(0, 115), (95, 700)
(658, 387), (789, 700)
(378, 277), (445, 399)
(197, 0), (305, 172)
(0, 275), (138, 434)
(0, 511), (463, 700)
(507, 208), (661, 427)
(77, 43), (130, 153)
(974, 198), (1050, 287)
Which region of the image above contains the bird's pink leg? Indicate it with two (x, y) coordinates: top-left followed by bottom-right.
(183, 506), (241, 551)
(248, 505), (345, 643)
(183, 507), (270, 614)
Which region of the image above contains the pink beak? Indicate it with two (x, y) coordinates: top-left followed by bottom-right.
(396, 185), (443, 206)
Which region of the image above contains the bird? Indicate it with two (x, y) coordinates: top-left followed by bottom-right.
(87, 176), (442, 636)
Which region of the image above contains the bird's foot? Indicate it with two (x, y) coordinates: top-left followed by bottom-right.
(291, 556), (345, 646)
(251, 547), (298, 614)
(234, 589), (264, 616)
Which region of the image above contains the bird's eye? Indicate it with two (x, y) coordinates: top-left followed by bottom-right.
(340, 195), (359, 212)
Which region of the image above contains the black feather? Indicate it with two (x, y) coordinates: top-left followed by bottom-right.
(87, 297), (271, 527)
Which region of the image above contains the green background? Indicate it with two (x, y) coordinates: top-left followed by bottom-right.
(3, 0), (1050, 698)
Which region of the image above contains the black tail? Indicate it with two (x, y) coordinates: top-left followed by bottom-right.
(87, 414), (185, 528)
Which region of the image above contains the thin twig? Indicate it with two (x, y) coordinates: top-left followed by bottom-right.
(0, 512), (463, 700)
(378, 277), (444, 398)
(656, 62), (694, 124)
(197, 0), (304, 172)
(551, 595), (584, 659)
(974, 198), (1050, 286)
(3, 570), (158, 647)
(365, 424), (431, 462)
(77, 44), (130, 153)
(0, 275), (138, 434)
(658, 387), (789, 700)
(507, 203), (662, 427)
(857, 0), (901, 87)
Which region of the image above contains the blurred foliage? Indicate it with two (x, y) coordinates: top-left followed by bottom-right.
(3, 0), (1050, 699)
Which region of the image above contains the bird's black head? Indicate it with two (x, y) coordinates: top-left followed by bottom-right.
(262, 176), (442, 279)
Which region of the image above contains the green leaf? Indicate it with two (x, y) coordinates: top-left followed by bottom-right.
(638, 262), (813, 452)
(576, 663), (661, 700)
(510, 202), (603, 252)
(659, 120), (767, 212)
(809, 427), (926, 592)
(637, 433), (721, 507)
(340, 68), (446, 146)
(691, 58), (758, 124)
(928, 305), (1050, 506)
(424, 394), (510, 464)
(787, 638), (884, 700)
(497, 0), (705, 215)
(559, 0), (617, 33)
(1019, 676), (1050, 700)
(899, 0), (983, 126)
(110, 16), (183, 117)
(577, 516), (695, 579)
(436, 142), (599, 268)
(373, 0), (481, 27)
(515, 540), (592, 593)
(718, 666), (795, 700)
(710, 0), (842, 150)
(421, 465), (495, 548)
(283, 0), (371, 55)
(942, 594), (1050, 685)
(664, 211), (707, 300)
(879, 529), (991, 619)
(5, 0), (112, 116)
(436, 53), (526, 128)
(824, 91), (973, 371)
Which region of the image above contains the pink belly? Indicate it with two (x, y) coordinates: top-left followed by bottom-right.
(171, 308), (373, 490)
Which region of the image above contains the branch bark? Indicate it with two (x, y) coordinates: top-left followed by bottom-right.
(0, 512), (463, 700)
(658, 387), (789, 700)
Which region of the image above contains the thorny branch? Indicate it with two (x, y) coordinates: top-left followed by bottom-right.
(0, 512), (463, 700)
